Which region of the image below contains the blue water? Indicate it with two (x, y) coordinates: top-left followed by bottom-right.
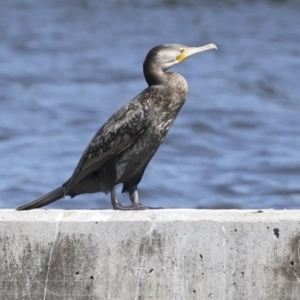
(1, 0), (300, 209)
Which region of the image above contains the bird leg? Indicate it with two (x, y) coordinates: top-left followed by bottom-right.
(110, 186), (164, 210)
(110, 186), (122, 209)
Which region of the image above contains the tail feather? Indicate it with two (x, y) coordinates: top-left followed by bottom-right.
(16, 187), (65, 210)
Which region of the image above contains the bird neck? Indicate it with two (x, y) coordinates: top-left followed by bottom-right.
(143, 61), (171, 86)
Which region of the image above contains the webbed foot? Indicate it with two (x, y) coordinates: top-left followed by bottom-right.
(113, 203), (165, 210)
(110, 186), (165, 211)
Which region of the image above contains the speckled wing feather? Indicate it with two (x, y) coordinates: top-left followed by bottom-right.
(64, 102), (150, 193)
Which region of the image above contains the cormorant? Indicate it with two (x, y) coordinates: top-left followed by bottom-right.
(16, 43), (217, 211)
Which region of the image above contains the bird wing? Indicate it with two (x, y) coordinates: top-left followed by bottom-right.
(64, 104), (150, 193)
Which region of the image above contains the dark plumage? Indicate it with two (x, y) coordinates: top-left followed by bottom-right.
(16, 43), (217, 211)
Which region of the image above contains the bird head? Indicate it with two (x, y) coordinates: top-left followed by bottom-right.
(144, 43), (217, 71)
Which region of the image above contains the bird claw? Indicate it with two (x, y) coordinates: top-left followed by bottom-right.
(113, 203), (165, 210)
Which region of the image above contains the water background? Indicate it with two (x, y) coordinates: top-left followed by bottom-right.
(1, 0), (300, 209)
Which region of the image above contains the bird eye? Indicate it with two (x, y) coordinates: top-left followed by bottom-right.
(180, 47), (185, 53)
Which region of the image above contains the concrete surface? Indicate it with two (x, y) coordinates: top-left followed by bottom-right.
(0, 209), (300, 300)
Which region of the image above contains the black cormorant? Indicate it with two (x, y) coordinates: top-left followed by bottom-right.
(16, 43), (217, 211)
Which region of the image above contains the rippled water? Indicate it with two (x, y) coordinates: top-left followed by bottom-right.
(1, 0), (300, 209)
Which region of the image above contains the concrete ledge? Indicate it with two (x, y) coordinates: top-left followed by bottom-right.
(1, 209), (300, 300)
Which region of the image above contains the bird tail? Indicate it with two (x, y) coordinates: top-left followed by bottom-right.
(16, 187), (65, 210)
